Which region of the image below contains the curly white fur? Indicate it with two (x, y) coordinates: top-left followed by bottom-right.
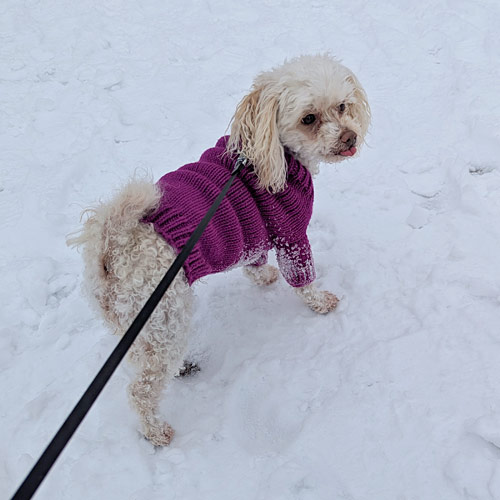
(69, 54), (370, 446)
(68, 180), (193, 445)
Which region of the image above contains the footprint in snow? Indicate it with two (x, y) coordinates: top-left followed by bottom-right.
(444, 414), (500, 498)
(227, 361), (306, 454)
(469, 163), (496, 175)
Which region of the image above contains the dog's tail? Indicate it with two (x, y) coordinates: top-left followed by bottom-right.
(67, 178), (163, 327)
(67, 179), (161, 249)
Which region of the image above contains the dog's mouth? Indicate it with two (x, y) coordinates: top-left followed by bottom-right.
(326, 146), (357, 160)
(338, 146), (357, 157)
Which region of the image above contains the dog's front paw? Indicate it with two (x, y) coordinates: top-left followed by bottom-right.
(144, 422), (175, 447)
(308, 290), (339, 314)
(295, 285), (339, 314)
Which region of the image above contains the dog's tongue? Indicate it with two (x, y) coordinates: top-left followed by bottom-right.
(340, 147), (357, 157)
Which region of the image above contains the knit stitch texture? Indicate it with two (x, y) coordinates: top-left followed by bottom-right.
(142, 136), (316, 287)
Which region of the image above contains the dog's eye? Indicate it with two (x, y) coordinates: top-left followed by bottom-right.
(301, 114), (316, 125)
(338, 103), (346, 113)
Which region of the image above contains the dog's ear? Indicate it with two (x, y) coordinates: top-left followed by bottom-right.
(227, 84), (287, 192)
(346, 73), (371, 140)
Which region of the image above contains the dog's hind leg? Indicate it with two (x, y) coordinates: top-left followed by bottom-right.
(111, 223), (193, 446)
(128, 338), (181, 446)
(128, 342), (177, 446)
(127, 275), (192, 446)
(70, 180), (193, 446)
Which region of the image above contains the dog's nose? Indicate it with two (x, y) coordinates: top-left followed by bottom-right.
(340, 130), (357, 148)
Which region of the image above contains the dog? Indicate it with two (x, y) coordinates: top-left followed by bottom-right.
(68, 54), (370, 446)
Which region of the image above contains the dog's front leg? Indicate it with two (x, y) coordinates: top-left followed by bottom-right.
(295, 284), (339, 314)
(243, 252), (279, 286)
(273, 237), (338, 314)
(243, 263), (279, 286)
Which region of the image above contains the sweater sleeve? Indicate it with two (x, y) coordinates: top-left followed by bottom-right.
(274, 234), (316, 288)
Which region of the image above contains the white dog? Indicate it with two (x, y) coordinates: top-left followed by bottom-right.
(68, 54), (370, 446)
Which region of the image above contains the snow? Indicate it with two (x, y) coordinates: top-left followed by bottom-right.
(2, 0), (500, 499)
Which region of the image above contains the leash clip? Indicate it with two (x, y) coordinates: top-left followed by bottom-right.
(232, 154), (248, 174)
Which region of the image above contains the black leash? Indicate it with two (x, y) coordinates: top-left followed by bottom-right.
(11, 155), (247, 500)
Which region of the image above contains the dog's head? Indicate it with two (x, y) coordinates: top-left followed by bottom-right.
(228, 54), (371, 192)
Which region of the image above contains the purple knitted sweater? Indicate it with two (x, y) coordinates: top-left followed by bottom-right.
(143, 136), (316, 288)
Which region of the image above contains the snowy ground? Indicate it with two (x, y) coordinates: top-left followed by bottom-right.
(2, 0), (500, 499)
